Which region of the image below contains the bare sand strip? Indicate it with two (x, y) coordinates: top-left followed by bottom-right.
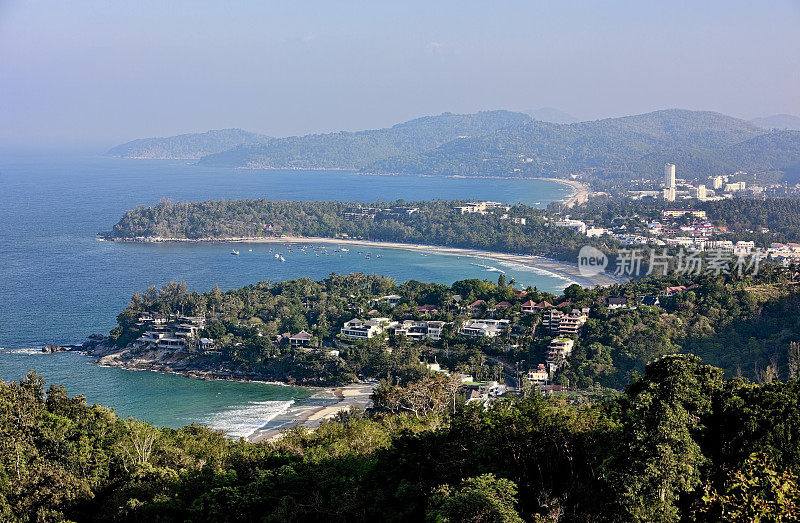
(249, 382), (375, 442)
(550, 178), (589, 207)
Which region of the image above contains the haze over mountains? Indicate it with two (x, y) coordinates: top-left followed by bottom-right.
(106, 129), (270, 159)
(750, 114), (800, 131)
(108, 109), (800, 183)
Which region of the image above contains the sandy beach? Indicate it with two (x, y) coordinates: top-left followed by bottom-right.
(548, 178), (589, 207)
(249, 382), (375, 442)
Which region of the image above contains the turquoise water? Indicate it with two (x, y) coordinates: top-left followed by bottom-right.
(0, 151), (570, 433)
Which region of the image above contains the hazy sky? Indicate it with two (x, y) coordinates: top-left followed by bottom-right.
(2, 0), (799, 147)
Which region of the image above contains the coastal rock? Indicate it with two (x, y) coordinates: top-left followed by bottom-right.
(42, 344), (64, 353)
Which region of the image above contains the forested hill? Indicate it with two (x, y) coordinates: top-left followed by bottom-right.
(196, 110), (532, 169)
(106, 128), (270, 159)
(369, 109), (800, 182)
(103, 198), (617, 261)
(108, 109), (800, 183)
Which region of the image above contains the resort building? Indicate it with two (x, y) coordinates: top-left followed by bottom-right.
(392, 320), (447, 341)
(289, 330), (314, 347)
(459, 319), (510, 338)
(546, 338), (575, 372)
(453, 201), (506, 215)
(340, 317), (396, 340)
(542, 309), (589, 336)
(156, 337), (186, 350)
(554, 218), (587, 234)
(605, 297), (628, 310)
(373, 294), (402, 307)
(527, 364), (549, 386)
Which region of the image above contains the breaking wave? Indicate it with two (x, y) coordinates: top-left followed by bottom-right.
(203, 400), (294, 439)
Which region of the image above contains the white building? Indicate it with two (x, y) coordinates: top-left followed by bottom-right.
(453, 201), (507, 215)
(546, 338), (575, 372)
(554, 218), (587, 234)
(340, 317), (396, 340)
(459, 319), (510, 338)
(664, 163), (676, 188)
(393, 320), (447, 341)
(373, 294), (402, 307)
(586, 226), (608, 238)
(696, 185), (707, 200)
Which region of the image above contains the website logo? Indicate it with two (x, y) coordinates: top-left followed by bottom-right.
(578, 246), (608, 276)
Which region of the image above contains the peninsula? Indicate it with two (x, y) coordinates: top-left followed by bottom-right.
(101, 198), (619, 284)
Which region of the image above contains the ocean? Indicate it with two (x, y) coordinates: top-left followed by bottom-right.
(0, 150), (571, 434)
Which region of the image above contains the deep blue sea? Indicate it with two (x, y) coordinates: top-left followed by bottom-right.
(0, 151), (570, 435)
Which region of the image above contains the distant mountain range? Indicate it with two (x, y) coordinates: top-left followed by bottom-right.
(196, 111), (531, 170)
(107, 129), (270, 159)
(750, 114), (800, 131)
(108, 110), (800, 182)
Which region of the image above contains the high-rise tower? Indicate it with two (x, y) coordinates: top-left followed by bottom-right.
(664, 163), (676, 188)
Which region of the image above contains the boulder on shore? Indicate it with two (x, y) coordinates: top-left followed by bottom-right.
(42, 344), (63, 353)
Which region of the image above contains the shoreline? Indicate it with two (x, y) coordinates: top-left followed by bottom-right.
(104, 235), (619, 288)
(248, 382), (375, 442)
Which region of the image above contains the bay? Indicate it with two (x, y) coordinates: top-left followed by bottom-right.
(0, 150), (571, 433)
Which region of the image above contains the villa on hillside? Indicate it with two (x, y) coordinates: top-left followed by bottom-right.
(527, 364), (549, 386)
(340, 317), (396, 340)
(392, 320), (447, 341)
(459, 319), (510, 338)
(546, 338), (575, 372)
(605, 297), (628, 310)
(542, 309), (589, 336)
(289, 330), (314, 348)
(133, 314), (207, 352)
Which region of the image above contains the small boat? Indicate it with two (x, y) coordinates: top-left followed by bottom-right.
(248, 249), (252, 252)
(279, 255), (286, 262)
(231, 250), (240, 256)
(274, 253), (280, 259)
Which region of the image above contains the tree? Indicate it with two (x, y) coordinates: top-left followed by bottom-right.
(119, 419), (160, 472)
(789, 342), (800, 379)
(694, 453), (800, 522)
(426, 474), (524, 523)
(610, 354), (724, 522)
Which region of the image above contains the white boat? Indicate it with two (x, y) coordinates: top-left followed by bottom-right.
(231, 250), (239, 256)
(279, 255), (286, 262)
(274, 253), (280, 259)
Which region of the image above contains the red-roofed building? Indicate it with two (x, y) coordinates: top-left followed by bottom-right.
(521, 300), (536, 313)
(663, 286), (687, 296)
(495, 301), (512, 309)
(416, 304), (439, 314)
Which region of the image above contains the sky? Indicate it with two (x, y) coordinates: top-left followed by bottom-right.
(1, 0), (799, 147)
